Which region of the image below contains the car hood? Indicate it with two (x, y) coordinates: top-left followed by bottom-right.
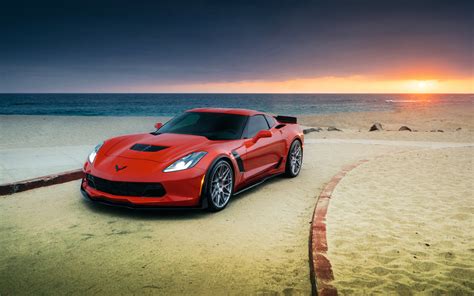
(103, 133), (210, 163)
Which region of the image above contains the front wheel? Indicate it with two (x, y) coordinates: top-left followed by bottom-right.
(205, 160), (234, 212)
(285, 140), (303, 177)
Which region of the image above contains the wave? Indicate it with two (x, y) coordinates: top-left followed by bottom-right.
(385, 99), (431, 103)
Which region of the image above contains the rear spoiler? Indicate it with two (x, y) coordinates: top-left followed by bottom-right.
(275, 115), (297, 124)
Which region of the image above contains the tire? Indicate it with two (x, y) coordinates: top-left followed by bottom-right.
(205, 159), (234, 212)
(285, 140), (303, 177)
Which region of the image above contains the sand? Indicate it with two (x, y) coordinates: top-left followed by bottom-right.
(327, 147), (474, 294)
(0, 103), (473, 294)
(301, 104), (474, 144)
(0, 115), (170, 149)
(1, 103), (472, 149)
(300, 104), (474, 132)
(0, 116), (170, 183)
(0, 142), (406, 295)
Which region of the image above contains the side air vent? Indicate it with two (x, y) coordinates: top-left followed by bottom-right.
(130, 144), (168, 152)
(275, 115), (297, 124)
(231, 150), (245, 172)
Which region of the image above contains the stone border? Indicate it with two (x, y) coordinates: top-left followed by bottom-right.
(309, 160), (368, 296)
(0, 169), (84, 196)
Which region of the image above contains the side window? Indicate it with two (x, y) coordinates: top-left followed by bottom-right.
(264, 115), (277, 128)
(244, 115), (270, 138)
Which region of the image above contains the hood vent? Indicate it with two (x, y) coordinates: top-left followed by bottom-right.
(130, 143), (168, 152)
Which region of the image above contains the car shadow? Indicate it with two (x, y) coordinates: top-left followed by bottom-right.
(230, 174), (288, 202)
(81, 175), (289, 220)
(81, 198), (209, 221)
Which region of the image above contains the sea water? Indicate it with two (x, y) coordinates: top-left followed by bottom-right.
(0, 93), (472, 116)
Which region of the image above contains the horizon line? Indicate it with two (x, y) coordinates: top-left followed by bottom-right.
(1, 92), (473, 95)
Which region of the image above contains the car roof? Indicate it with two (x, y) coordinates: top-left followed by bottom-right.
(187, 108), (263, 116)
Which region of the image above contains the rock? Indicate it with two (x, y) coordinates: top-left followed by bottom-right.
(399, 126), (412, 132)
(430, 129), (437, 132)
(437, 129), (444, 132)
(369, 122), (383, 131)
(327, 126), (342, 132)
(456, 127), (462, 131)
(303, 127), (322, 134)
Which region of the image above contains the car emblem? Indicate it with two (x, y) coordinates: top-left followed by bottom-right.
(115, 164), (127, 172)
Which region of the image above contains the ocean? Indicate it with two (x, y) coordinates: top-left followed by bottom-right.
(0, 93), (472, 116)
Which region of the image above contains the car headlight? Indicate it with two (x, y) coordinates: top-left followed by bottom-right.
(88, 142), (104, 164)
(164, 151), (207, 172)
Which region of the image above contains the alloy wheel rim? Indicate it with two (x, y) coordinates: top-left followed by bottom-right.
(290, 142), (302, 175)
(210, 162), (232, 208)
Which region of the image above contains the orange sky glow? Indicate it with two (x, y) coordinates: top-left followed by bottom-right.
(125, 75), (473, 94)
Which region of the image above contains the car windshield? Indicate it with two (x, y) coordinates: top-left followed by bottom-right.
(157, 112), (248, 140)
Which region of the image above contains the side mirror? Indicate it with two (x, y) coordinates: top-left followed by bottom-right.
(154, 122), (163, 129)
(252, 130), (272, 143)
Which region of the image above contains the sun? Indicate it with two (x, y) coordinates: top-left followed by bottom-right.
(409, 80), (437, 93)
(418, 81), (427, 89)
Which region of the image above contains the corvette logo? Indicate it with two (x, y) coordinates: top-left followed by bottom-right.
(115, 164), (127, 172)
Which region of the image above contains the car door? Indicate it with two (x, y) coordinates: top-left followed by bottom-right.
(241, 114), (285, 180)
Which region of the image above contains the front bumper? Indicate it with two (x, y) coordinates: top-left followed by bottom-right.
(80, 186), (205, 210)
(80, 170), (206, 208)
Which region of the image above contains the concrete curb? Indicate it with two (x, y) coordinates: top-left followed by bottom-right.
(0, 169), (84, 196)
(309, 159), (368, 296)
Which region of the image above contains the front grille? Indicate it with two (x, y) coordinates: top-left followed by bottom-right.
(86, 174), (166, 197)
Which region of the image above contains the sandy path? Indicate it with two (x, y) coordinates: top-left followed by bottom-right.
(0, 143), (407, 295)
(327, 147), (474, 294)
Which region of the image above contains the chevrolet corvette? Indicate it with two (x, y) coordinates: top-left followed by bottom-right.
(80, 108), (303, 211)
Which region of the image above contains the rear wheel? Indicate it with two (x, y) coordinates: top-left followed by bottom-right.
(285, 140), (303, 177)
(205, 160), (234, 211)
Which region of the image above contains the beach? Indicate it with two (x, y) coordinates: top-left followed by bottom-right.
(328, 147), (473, 294)
(0, 103), (473, 294)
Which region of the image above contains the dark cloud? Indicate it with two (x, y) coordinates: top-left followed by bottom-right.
(0, 0), (472, 92)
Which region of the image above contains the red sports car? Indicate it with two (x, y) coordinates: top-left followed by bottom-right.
(81, 108), (303, 211)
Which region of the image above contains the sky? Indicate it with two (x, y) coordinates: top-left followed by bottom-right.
(0, 0), (472, 93)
